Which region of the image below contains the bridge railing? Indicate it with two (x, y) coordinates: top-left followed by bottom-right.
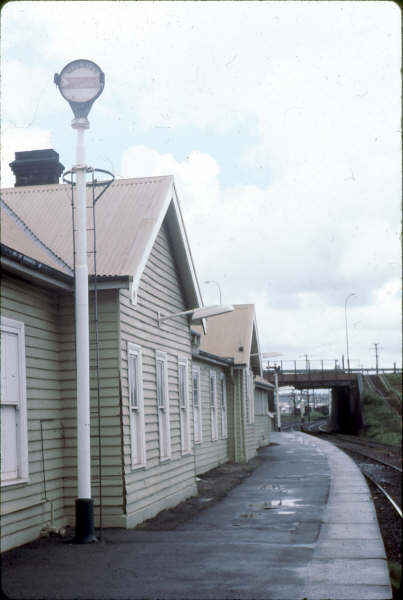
(266, 358), (401, 375)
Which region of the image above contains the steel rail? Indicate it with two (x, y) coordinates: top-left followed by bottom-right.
(281, 421), (301, 431)
(303, 429), (402, 473)
(322, 439), (402, 473)
(362, 470), (402, 519)
(332, 434), (401, 451)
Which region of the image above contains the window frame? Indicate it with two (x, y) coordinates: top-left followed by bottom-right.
(209, 370), (218, 441)
(1, 317), (29, 487)
(178, 357), (191, 455)
(192, 366), (202, 444)
(220, 372), (228, 439)
(156, 350), (171, 460)
(247, 369), (255, 425)
(128, 342), (146, 469)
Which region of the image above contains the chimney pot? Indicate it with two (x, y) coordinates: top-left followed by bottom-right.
(9, 149), (64, 187)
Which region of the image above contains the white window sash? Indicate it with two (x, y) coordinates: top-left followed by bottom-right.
(192, 367), (202, 444)
(179, 363), (186, 410)
(220, 374), (228, 439)
(129, 354), (139, 409)
(1, 317), (28, 486)
(247, 370), (255, 424)
(156, 360), (165, 409)
(178, 357), (191, 454)
(128, 342), (146, 468)
(156, 351), (171, 459)
(210, 370), (218, 441)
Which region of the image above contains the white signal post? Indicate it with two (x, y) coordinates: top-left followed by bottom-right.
(54, 59), (105, 543)
(73, 118), (91, 502)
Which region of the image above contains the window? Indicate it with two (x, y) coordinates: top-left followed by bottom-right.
(178, 358), (191, 454)
(156, 351), (171, 459)
(255, 389), (269, 416)
(220, 373), (228, 439)
(1, 317), (28, 486)
(128, 343), (146, 468)
(156, 359), (165, 409)
(255, 389), (262, 415)
(192, 367), (202, 443)
(247, 370), (255, 424)
(209, 370), (218, 441)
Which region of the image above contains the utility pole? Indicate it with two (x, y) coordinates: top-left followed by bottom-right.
(345, 293), (356, 372)
(372, 343), (380, 374)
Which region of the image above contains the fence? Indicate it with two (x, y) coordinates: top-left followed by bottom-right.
(266, 358), (401, 375)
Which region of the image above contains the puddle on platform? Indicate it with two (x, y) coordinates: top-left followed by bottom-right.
(259, 483), (287, 491)
(263, 498), (304, 510)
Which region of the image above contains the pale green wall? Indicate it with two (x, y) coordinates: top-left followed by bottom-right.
(193, 359), (229, 475)
(120, 223), (197, 528)
(1, 274), (67, 552)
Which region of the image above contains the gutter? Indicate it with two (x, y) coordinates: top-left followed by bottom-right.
(1, 246), (74, 291)
(195, 349), (234, 368)
(255, 380), (275, 390)
(1, 244), (131, 292)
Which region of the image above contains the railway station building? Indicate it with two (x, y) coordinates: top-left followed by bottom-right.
(1, 150), (274, 551)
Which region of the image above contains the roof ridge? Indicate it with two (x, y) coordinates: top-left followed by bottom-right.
(0, 196), (74, 275)
(1, 175), (174, 193)
(111, 175), (174, 185)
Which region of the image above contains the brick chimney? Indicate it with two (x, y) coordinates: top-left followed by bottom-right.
(9, 149), (64, 187)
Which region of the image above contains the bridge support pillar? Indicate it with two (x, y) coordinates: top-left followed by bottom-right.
(329, 384), (363, 434)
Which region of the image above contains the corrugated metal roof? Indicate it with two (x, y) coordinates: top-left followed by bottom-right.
(1, 208), (72, 274)
(1, 176), (173, 277)
(255, 375), (274, 389)
(194, 304), (261, 367)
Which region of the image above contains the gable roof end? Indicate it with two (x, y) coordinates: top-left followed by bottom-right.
(1, 175), (203, 313)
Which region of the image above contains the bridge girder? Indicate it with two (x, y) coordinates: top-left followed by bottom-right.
(263, 370), (363, 434)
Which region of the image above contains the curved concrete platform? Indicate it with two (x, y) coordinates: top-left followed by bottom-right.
(1, 431), (392, 599)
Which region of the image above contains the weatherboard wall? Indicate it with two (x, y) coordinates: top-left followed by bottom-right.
(1, 274), (67, 552)
(244, 368), (258, 462)
(254, 388), (271, 448)
(59, 288), (125, 528)
(229, 367), (259, 463)
(229, 367), (245, 462)
(119, 222), (197, 528)
(193, 359), (229, 475)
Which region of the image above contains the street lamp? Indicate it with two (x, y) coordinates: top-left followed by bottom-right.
(204, 280), (222, 304)
(158, 304), (234, 326)
(54, 59), (105, 544)
(344, 293), (356, 372)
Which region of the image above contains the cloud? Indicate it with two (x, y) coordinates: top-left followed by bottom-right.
(120, 144), (401, 366)
(2, 1), (400, 367)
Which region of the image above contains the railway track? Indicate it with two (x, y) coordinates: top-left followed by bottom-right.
(293, 421), (401, 595)
(316, 432), (402, 472)
(284, 421), (402, 518)
(305, 426), (402, 591)
(362, 470), (402, 519)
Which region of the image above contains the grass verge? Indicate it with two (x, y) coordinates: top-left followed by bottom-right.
(360, 388), (402, 445)
(388, 561), (401, 600)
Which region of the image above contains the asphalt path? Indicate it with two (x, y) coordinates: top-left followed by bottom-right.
(2, 432), (392, 599)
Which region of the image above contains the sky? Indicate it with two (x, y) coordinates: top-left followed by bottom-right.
(1, 1), (401, 370)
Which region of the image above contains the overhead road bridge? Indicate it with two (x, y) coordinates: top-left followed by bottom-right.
(264, 368), (364, 434)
